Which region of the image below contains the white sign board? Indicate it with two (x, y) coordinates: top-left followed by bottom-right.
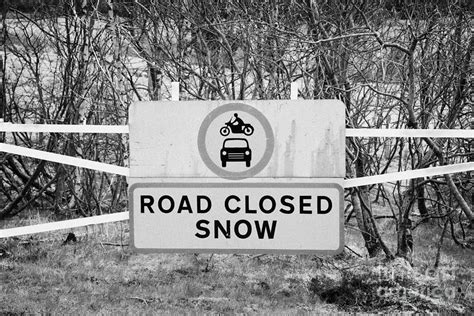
(130, 183), (342, 254)
(129, 100), (345, 254)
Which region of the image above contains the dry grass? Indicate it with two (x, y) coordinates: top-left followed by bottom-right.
(0, 222), (338, 314)
(0, 209), (472, 314)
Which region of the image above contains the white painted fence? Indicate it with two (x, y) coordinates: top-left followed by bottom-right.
(0, 84), (472, 238)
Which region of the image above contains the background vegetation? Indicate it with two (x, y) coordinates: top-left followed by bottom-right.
(0, 0), (472, 313)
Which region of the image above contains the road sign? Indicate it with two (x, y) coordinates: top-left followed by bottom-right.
(130, 183), (342, 254)
(197, 103), (275, 179)
(129, 100), (345, 254)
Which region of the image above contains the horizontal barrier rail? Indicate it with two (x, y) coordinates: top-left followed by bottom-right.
(0, 123), (129, 134)
(344, 162), (473, 188)
(0, 212), (129, 238)
(0, 123), (473, 138)
(345, 128), (474, 138)
(0, 123), (473, 238)
(0, 144), (130, 176)
(1, 162), (473, 238)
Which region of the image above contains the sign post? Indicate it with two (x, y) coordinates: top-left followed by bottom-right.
(129, 100), (345, 254)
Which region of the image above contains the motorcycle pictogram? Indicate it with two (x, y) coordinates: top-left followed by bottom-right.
(219, 113), (254, 136)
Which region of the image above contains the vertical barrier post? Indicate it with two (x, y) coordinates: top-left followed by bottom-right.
(290, 82), (298, 100)
(171, 82), (180, 101)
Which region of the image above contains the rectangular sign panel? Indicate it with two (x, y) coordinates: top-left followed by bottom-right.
(130, 183), (343, 254)
(129, 100), (345, 254)
(129, 100), (345, 179)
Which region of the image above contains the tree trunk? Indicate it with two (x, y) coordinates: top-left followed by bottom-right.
(351, 188), (382, 257)
(396, 180), (415, 264)
(0, 0), (6, 142)
(347, 146), (391, 258)
(0, 55), (4, 143)
(148, 64), (162, 101)
(416, 177), (428, 218)
(349, 156), (394, 259)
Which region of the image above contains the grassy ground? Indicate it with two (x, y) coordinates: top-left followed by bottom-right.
(0, 208), (472, 314)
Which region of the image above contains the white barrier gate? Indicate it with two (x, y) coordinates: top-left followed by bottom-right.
(0, 84), (473, 239)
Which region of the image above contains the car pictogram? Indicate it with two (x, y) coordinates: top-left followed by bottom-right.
(220, 138), (252, 168)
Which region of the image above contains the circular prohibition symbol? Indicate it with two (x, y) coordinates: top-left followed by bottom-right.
(198, 103), (275, 180)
